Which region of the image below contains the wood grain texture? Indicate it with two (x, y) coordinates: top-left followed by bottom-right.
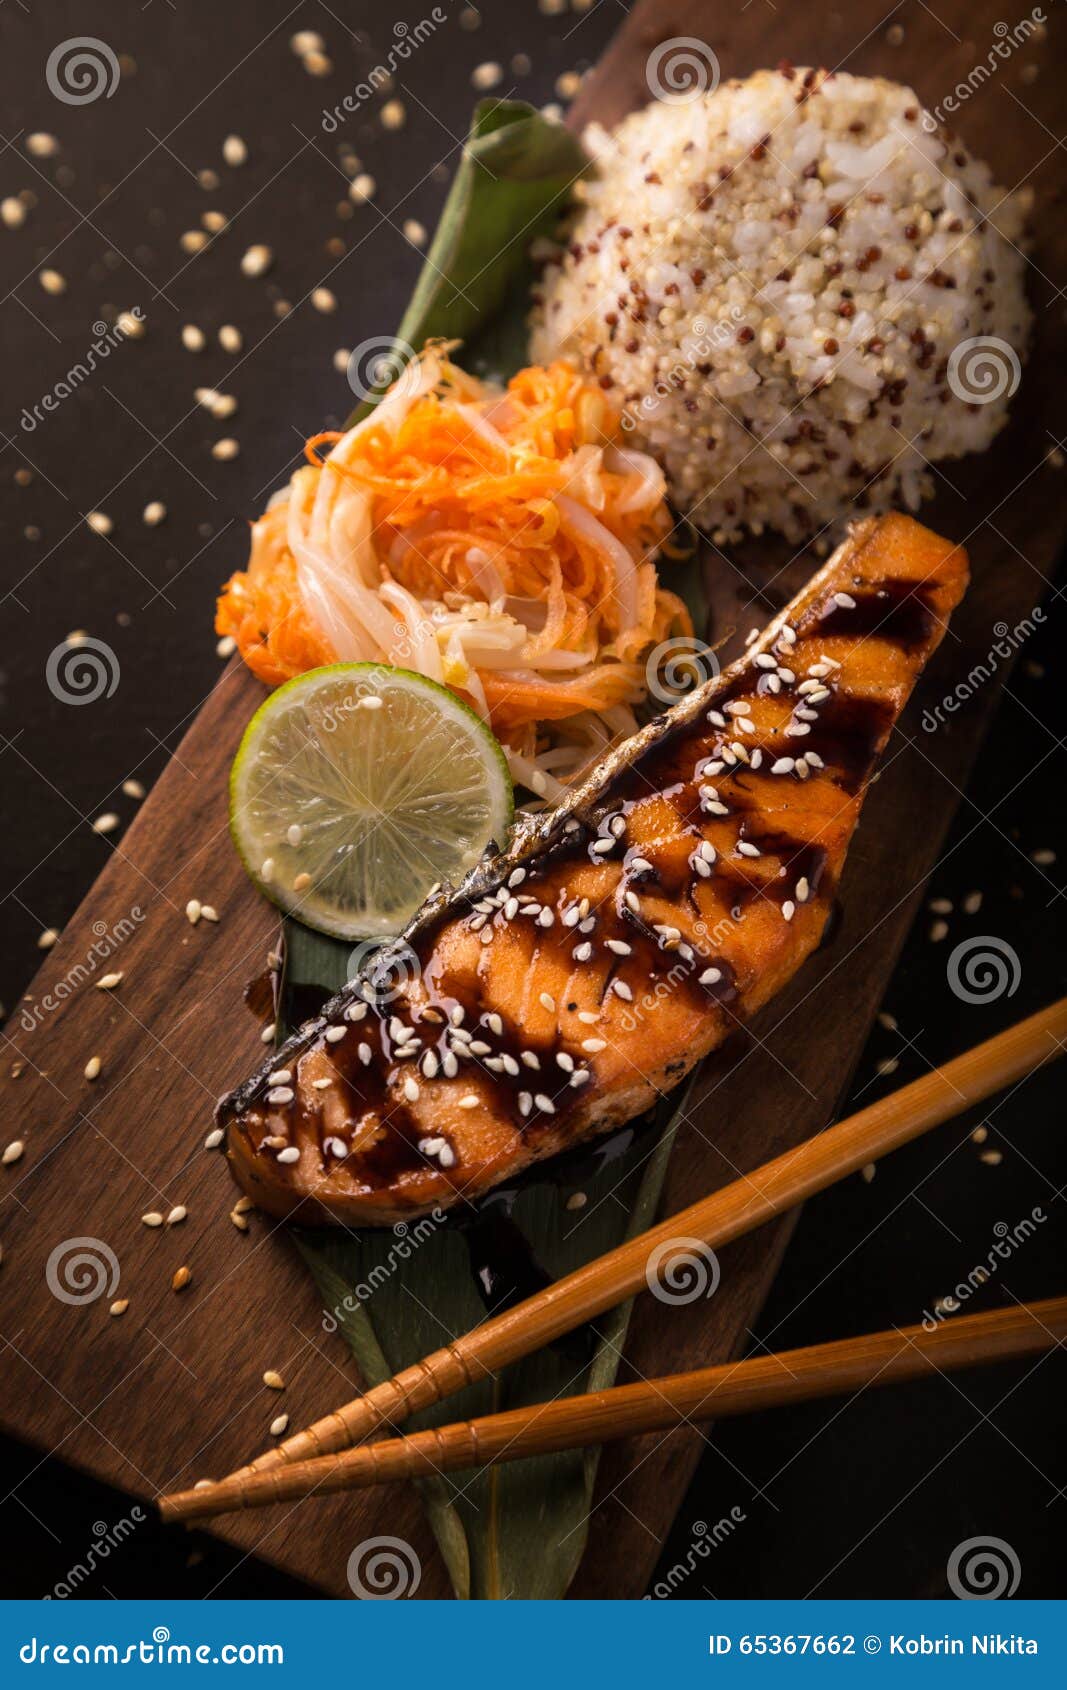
(2, 0), (1063, 1601)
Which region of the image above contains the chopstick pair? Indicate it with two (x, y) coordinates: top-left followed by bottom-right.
(161, 1297), (1067, 1521)
(160, 996), (1067, 1525)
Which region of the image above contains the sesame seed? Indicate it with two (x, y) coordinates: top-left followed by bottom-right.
(349, 174), (376, 204)
(929, 919), (949, 942)
(459, 1094), (479, 1110)
(613, 981), (633, 1001)
(219, 323), (242, 352)
(581, 1038), (606, 1053)
(181, 324), (206, 352)
(521, 1051), (540, 1069)
(84, 1056), (102, 1081)
(796, 877), (810, 902)
(267, 1086), (294, 1105)
(324, 1025), (346, 1044)
(166, 1205), (187, 1226)
(204, 1127), (224, 1149)
(539, 992), (556, 1013)
(37, 927), (60, 949)
(311, 286), (337, 314)
(699, 968), (722, 986)
(185, 898), (202, 925)
(1, 196), (26, 228)
(359, 1043), (374, 1066)
(110, 1299), (129, 1317)
(270, 1414), (290, 1437)
(519, 1092), (533, 1117)
(142, 1211), (164, 1228)
(92, 812), (120, 835)
(212, 438), (240, 461)
(39, 268), (66, 295)
(557, 1052), (574, 1072)
(172, 1267), (192, 1292)
(276, 1146), (300, 1164)
(472, 60), (503, 89)
(96, 972), (123, 991)
(222, 134), (247, 166)
(737, 841), (761, 858)
(241, 244), (273, 277)
(833, 591), (857, 610)
(534, 1094), (556, 1115)
(782, 900), (796, 921)
(403, 1077), (420, 1103)
(606, 939), (631, 956)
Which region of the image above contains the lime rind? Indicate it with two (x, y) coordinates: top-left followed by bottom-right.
(230, 664), (514, 940)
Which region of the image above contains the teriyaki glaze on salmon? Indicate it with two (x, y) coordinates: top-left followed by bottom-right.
(221, 512), (968, 1224)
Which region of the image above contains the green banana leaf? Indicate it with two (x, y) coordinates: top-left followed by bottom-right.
(281, 99), (709, 1600)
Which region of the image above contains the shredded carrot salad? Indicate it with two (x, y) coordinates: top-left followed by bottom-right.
(216, 346), (691, 790)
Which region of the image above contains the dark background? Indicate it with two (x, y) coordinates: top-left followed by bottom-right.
(1, 1), (1063, 1599)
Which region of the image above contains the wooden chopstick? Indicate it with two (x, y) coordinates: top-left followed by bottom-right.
(160, 1296), (1067, 1522)
(208, 996), (1067, 1499)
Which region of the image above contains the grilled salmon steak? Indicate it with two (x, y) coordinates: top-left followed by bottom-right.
(223, 512), (968, 1224)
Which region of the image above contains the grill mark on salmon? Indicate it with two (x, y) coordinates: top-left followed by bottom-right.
(221, 513), (968, 1224)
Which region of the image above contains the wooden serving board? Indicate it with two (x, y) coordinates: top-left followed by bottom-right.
(1, 0), (1063, 1600)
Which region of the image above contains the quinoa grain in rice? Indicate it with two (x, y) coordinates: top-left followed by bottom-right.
(530, 67), (1031, 542)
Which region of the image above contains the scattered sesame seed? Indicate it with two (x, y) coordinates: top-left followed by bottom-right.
(290, 29), (325, 55)
(1, 196), (26, 228)
(263, 1368), (286, 1389)
(349, 174), (376, 204)
(311, 286), (337, 314)
(458, 1094), (479, 1110)
(37, 927), (59, 949)
(185, 898), (202, 925)
(96, 971), (123, 990)
(929, 919), (949, 942)
(92, 812), (120, 835)
(403, 219), (427, 246)
(212, 438), (240, 460)
(86, 510), (112, 536)
(204, 1127), (225, 1149)
(241, 243), (273, 277)
(381, 99), (406, 130)
(1031, 848), (1056, 866)
(181, 323), (206, 352)
(539, 992), (556, 1013)
(180, 229), (209, 253)
(39, 267), (66, 294)
(276, 1146), (300, 1165)
(472, 61), (503, 90)
(971, 1124), (988, 1144)
(270, 1414), (289, 1437)
(172, 1266), (192, 1292)
(565, 1191), (587, 1211)
(861, 1163), (877, 1184)
(876, 1057), (899, 1077)
(84, 1056), (102, 1081)
(979, 1149), (1003, 1166)
(3, 1141), (25, 1166)
(166, 1205), (187, 1226)
(219, 323), (242, 352)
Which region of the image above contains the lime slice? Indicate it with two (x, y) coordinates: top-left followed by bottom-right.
(230, 664), (513, 940)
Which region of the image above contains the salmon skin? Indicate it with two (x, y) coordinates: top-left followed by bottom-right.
(223, 513), (968, 1225)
